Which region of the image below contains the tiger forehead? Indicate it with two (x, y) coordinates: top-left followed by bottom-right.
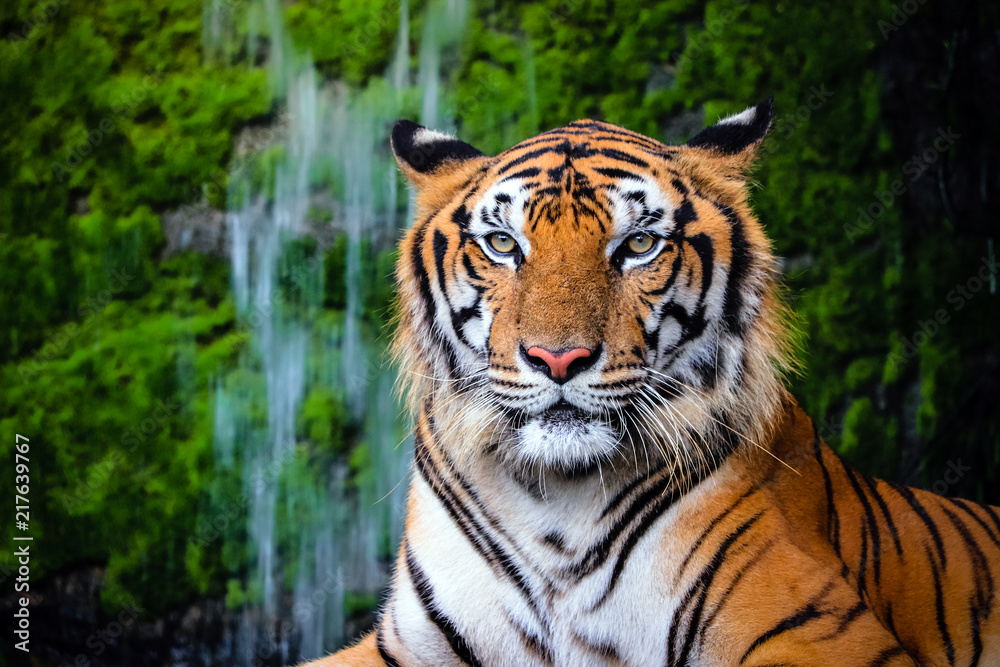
(490, 121), (675, 181)
(469, 126), (683, 239)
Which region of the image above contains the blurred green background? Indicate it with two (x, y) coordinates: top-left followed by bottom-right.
(1, 0), (997, 664)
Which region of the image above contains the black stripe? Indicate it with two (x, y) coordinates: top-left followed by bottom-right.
(497, 145), (564, 175)
(940, 504), (993, 590)
(948, 497), (1000, 550)
(939, 503), (994, 608)
(406, 542), (483, 666)
(508, 616), (553, 665)
(499, 141), (597, 176)
(859, 473), (904, 557)
(536, 127), (663, 151)
(594, 480), (684, 607)
(686, 232), (715, 303)
(830, 600), (868, 638)
(926, 543), (955, 666)
(669, 513), (764, 667)
(599, 464), (668, 519)
(697, 539), (777, 645)
(376, 626), (402, 667)
(571, 632), (622, 662)
(672, 199), (697, 231)
(692, 354), (717, 390)
(569, 466), (676, 579)
(452, 202), (471, 229)
(500, 166), (542, 182)
(841, 463), (883, 586)
(412, 222), (436, 329)
(969, 596), (984, 667)
(643, 253), (682, 294)
(598, 147), (649, 167)
(413, 431), (492, 566)
(593, 166), (641, 181)
(812, 431), (842, 559)
(462, 252), (484, 283)
(716, 203), (752, 336)
(856, 521), (869, 597)
(939, 506), (989, 667)
(415, 422), (547, 625)
(867, 646), (908, 667)
(739, 581), (835, 664)
(677, 485), (760, 576)
(433, 229), (450, 297)
(890, 483), (948, 567)
(502, 134), (576, 153)
(979, 503), (1000, 539)
(662, 301), (708, 349)
(562, 120), (664, 146)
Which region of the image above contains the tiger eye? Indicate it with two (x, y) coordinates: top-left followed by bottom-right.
(626, 233), (655, 254)
(488, 232), (516, 254)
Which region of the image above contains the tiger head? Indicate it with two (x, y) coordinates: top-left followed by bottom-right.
(390, 102), (792, 482)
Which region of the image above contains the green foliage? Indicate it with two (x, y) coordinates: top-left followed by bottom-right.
(324, 235), (399, 328)
(2, 0), (997, 636)
(284, 0), (400, 85)
(299, 386), (349, 454)
(0, 252), (237, 612)
(0, 0), (270, 360)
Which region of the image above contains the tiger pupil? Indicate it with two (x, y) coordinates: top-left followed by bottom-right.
(627, 233), (654, 254)
(489, 233), (516, 253)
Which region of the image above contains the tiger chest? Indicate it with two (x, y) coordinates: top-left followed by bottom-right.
(385, 471), (692, 666)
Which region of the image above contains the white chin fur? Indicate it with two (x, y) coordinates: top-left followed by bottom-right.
(514, 416), (619, 471)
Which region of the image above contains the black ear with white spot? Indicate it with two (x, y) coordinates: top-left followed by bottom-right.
(686, 98), (773, 156)
(390, 120), (486, 185)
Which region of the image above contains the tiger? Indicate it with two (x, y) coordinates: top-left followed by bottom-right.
(306, 101), (1000, 666)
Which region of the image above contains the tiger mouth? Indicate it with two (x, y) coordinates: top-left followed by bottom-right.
(538, 399), (591, 425)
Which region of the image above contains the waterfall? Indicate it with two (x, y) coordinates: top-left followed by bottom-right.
(201, 0), (470, 663)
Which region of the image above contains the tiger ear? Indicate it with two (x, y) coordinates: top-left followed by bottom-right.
(685, 98), (773, 170)
(390, 120), (488, 190)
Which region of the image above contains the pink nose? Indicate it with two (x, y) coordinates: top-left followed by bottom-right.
(524, 346), (596, 383)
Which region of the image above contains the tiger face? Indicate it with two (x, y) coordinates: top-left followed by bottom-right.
(391, 102), (790, 479)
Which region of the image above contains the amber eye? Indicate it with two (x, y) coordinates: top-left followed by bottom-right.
(626, 233), (655, 255)
(487, 232), (517, 254)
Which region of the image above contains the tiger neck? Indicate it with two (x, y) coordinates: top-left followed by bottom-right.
(387, 400), (805, 665)
(410, 400), (755, 568)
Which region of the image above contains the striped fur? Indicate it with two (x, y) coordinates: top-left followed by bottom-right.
(306, 104), (1000, 666)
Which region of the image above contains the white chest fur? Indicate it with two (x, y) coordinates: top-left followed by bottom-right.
(383, 458), (734, 667)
